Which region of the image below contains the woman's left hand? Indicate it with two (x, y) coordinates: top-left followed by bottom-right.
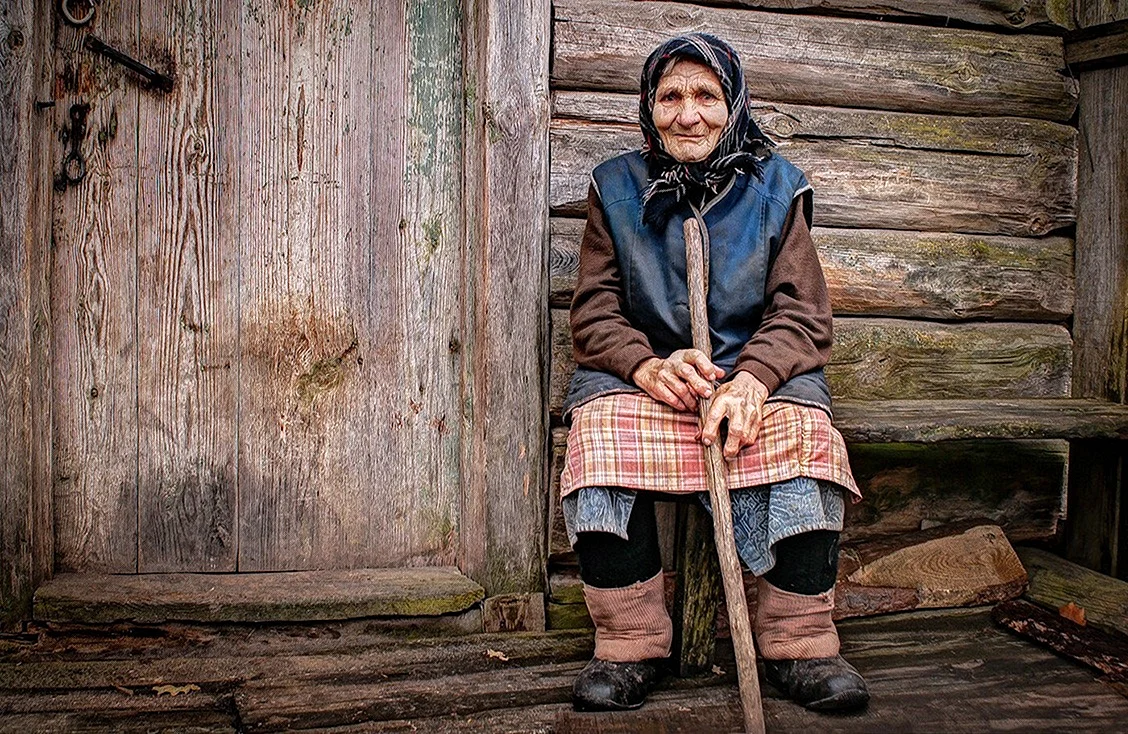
(700, 371), (770, 460)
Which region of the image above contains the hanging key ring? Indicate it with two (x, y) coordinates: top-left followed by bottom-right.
(60, 0), (96, 27)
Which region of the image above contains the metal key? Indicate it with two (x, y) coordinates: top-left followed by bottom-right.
(84, 35), (174, 93)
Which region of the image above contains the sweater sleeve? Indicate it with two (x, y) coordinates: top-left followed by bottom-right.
(733, 193), (833, 393)
(570, 185), (659, 382)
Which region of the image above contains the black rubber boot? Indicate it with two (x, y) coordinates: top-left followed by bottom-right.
(762, 655), (870, 712)
(572, 658), (666, 711)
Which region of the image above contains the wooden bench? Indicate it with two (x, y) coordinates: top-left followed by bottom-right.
(671, 397), (1128, 674)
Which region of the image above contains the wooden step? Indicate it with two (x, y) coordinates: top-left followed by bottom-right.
(834, 398), (1128, 443)
(33, 567), (485, 625)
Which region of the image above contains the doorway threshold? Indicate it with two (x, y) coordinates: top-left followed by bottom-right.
(32, 567), (485, 626)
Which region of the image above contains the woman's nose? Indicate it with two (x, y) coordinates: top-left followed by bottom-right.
(675, 103), (701, 127)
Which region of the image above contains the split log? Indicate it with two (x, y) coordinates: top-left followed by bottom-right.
(689, 1), (1074, 31)
(549, 116), (1076, 236)
(1015, 547), (1128, 638)
(834, 521), (1028, 619)
(993, 598), (1128, 682)
(552, 0), (1078, 120)
(551, 217), (1074, 321)
(549, 310), (1072, 416)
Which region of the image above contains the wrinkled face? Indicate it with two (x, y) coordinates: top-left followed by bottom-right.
(652, 59), (729, 163)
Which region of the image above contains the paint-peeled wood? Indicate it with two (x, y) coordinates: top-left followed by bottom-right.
(550, 117), (1076, 236)
(50, 3), (140, 573)
(134, 1), (238, 572)
(552, 0), (1078, 120)
(551, 217), (1074, 320)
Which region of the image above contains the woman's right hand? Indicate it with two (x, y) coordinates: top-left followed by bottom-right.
(631, 349), (725, 412)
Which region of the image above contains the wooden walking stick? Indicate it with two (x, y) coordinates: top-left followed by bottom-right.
(683, 217), (767, 734)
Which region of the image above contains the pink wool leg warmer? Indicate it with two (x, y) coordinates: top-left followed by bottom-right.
(584, 571), (673, 662)
(754, 577), (840, 660)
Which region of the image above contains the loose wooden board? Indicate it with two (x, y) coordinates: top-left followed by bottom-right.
(994, 598), (1128, 682)
(552, 0), (1078, 120)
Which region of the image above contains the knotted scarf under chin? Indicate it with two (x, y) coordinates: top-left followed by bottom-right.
(638, 33), (774, 229)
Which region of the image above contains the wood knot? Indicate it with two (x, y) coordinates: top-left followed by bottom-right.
(660, 6), (697, 28)
(762, 114), (798, 138)
(6, 28), (25, 50)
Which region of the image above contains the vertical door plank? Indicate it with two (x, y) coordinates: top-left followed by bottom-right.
(1, 0), (53, 625)
(51, 1), (141, 572)
(238, 0), (465, 570)
(238, 0), (371, 570)
(461, 0), (551, 594)
(384, 0), (463, 565)
(135, 1), (240, 571)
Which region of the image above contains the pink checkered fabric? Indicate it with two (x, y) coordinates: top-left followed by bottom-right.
(560, 393), (860, 499)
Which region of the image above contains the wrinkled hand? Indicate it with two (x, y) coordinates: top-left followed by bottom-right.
(700, 371), (771, 460)
(631, 349), (725, 412)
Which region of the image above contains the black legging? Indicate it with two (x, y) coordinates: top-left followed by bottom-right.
(575, 495), (838, 595)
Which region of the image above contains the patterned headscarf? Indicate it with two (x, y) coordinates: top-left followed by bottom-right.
(639, 33), (773, 227)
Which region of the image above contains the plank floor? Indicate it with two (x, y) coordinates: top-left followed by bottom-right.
(1, 608), (1124, 733)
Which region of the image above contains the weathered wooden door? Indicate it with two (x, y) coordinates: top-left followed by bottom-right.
(51, 0), (465, 573)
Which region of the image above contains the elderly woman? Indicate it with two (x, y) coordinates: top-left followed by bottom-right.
(560, 34), (869, 714)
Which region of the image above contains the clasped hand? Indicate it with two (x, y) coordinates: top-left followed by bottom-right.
(631, 350), (770, 459)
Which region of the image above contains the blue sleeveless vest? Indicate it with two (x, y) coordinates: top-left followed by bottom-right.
(563, 150), (831, 421)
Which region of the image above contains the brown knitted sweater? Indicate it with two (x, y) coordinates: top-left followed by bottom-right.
(570, 185), (832, 394)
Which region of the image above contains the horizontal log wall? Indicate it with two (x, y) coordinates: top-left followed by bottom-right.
(553, 0), (1078, 119)
(546, 0), (1078, 568)
(690, 1), (1074, 30)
